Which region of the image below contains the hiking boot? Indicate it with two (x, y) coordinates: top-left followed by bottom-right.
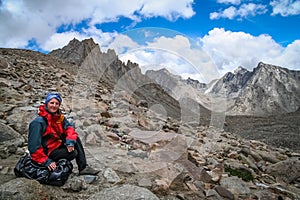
(79, 166), (100, 175)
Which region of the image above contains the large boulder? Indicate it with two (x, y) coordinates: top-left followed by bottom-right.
(265, 158), (300, 183)
(88, 184), (160, 200)
(0, 123), (25, 158)
(0, 178), (52, 200)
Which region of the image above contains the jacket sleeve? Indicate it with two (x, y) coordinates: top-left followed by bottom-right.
(63, 118), (78, 146)
(28, 118), (53, 166)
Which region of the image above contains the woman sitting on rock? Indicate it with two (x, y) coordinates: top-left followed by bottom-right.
(28, 92), (99, 175)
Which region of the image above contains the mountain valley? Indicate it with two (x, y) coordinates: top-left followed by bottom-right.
(0, 38), (299, 199)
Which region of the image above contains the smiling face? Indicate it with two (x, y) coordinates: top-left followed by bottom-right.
(46, 98), (60, 113)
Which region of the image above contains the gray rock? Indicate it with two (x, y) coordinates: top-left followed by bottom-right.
(86, 132), (98, 145)
(176, 191), (206, 200)
(87, 184), (160, 200)
(265, 157), (300, 183)
(0, 178), (51, 200)
(0, 123), (24, 145)
(69, 178), (85, 191)
(240, 147), (262, 161)
(0, 123), (25, 158)
(254, 189), (285, 200)
(138, 178), (152, 187)
(256, 150), (280, 164)
(169, 172), (191, 191)
(5, 106), (36, 135)
(127, 149), (148, 159)
(239, 154), (259, 172)
(206, 189), (223, 200)
(220, 176), (251, 195)
(214, 186), (234, 200)
(103, 168), (121, 183)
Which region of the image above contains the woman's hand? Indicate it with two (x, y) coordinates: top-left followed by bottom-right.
(48, 162), (57, 171)
(67, 146), (74, 152)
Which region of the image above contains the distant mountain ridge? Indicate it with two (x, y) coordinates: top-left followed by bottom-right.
(146, 62), (300, 116)
(50, 38), (183, 121)
(49, 38), (300, 116)
(205, 66), (253, 98)
(230, 62), (300, 114)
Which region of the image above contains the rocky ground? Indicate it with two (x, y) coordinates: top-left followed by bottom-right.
(225, 109), (300, 153)
(0, 44), (300, 200)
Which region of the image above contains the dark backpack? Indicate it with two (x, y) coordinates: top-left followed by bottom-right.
(14, 153), (73, 186)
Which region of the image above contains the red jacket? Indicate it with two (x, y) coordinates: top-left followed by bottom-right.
(28, 104), (78, 166)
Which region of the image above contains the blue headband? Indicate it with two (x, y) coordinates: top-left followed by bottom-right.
(45, 93), (62, 104)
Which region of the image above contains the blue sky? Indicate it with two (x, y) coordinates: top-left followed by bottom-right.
(0, 0), (299, 82)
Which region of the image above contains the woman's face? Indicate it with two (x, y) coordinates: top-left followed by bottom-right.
(47, 98), (60, 113)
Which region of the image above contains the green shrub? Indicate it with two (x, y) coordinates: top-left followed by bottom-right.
(225, 166), (254, 182)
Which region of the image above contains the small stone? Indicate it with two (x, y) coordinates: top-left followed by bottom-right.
(206, 189), (222, 199)
(169, 172), (190, 191)
(220, 176), (251, 195)
(70, 179), (84, 192)
(228, 151), (239, 159)
(210, 166), (223, 183)
(103, 168), (121, 183)
(0, 167), (9, 175)
(127, 149), (148, 159)
(265, 157), (300, 184)
(138, 178), (152, 187)
(85, 132), (98, 145)
(215, 186), (234, 200)
(152, 179), (170, 195)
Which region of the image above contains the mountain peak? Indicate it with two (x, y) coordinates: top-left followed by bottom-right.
(146, 68), (182, 81)
(156, 68), (173, 75)
(233, 66), (248, 74)
(256, 61), (282, 71)
(49, 37), (99, 65)
(68, 38), (98, 49)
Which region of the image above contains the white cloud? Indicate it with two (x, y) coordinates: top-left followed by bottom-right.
(0, 0), (195, 49)
(217, 0), (241, 5)
(270, 0), (300, 16)
(109, 31), (219, 83)
(105, 34), (140, 57)
(210, 3), (267, 20)
(140, 0), (195, 21)
(42, 27), (117, 51)
(38, 26), (300, 83)
(123, 28), (300, 81)
(43, 32), (84, 51)
(268, 40), (300, 68)
(0, 0), (55, 48)
(201, 28), (300, 76)
(238, 3), (268, 17)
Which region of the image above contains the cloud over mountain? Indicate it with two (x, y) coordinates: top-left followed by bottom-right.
(0, 0), (299, 81)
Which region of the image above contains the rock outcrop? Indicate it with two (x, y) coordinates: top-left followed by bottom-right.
(231, 62), (300, 115)
(205, 66), (253, 98)
(49, 38), (99, 66)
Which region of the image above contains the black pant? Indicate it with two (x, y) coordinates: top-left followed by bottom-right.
(49, 137), (87, 171)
